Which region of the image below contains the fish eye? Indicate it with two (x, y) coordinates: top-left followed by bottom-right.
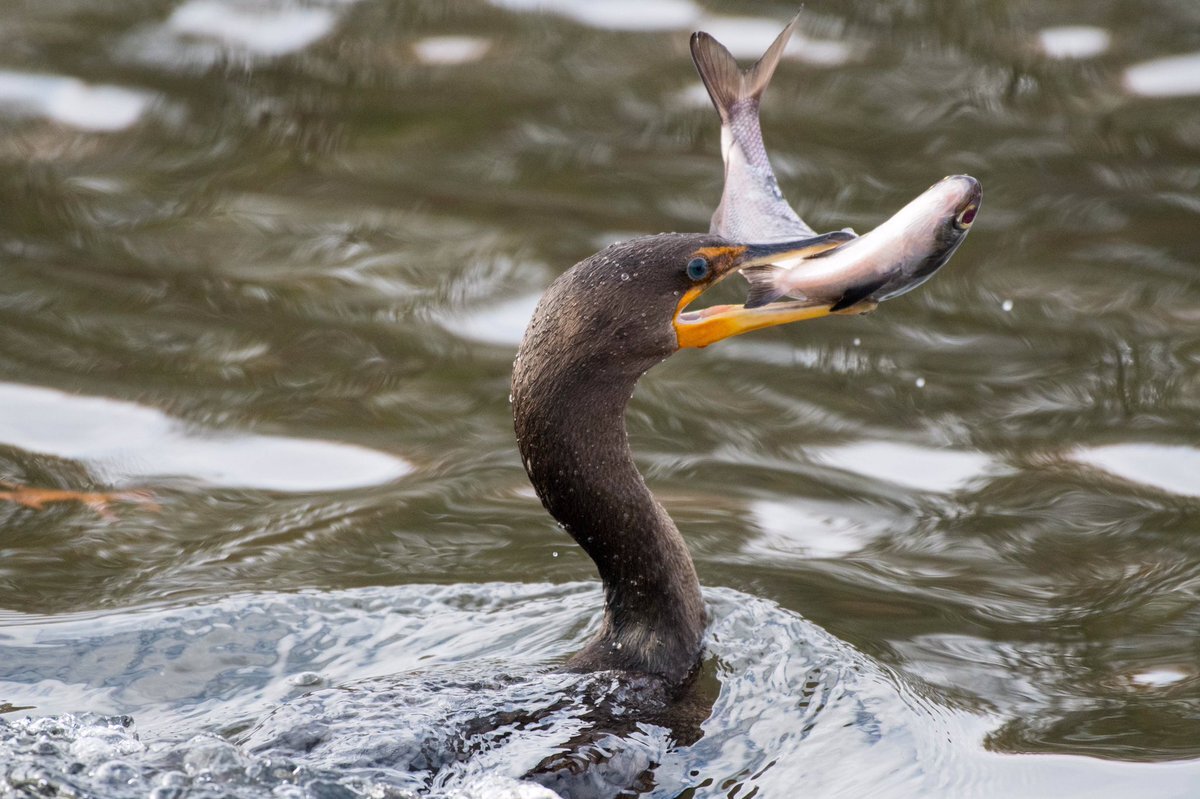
(955, 204), (977, 229)
(686, 257), (710, 281)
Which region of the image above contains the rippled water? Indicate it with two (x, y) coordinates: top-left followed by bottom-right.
(1, 1), (1198, 797)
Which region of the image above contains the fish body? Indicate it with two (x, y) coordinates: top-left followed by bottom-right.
(745, 175), (981, 310)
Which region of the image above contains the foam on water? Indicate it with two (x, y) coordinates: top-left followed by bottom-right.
(0, 583), (940, 797)
(0, 382), (411, 491)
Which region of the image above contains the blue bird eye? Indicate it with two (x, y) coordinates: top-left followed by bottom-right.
(686, 257), (709, 281)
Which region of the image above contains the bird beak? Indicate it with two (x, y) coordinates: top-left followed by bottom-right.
(673, 237), (872, 349)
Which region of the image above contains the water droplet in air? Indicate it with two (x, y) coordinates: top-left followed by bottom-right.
(915, 377), (926, 388)
(620, 273), (630, 282)
(1001, 299), (1014, 312)
(852, 337), (861, 346)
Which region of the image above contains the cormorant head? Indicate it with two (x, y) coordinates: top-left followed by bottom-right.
(514, 232), (867, 389)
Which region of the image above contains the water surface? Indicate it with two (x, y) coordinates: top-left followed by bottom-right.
(1, 1), (1198, 796)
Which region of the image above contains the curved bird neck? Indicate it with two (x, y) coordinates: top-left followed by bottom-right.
(512, 356), (706, 685)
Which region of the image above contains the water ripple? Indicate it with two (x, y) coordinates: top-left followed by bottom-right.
(0, 382), (410, 491)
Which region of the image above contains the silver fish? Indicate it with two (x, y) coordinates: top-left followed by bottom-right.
(690, 15), (834, 243)
(691, 18), (980, 311)
(744, 175), (981, 310)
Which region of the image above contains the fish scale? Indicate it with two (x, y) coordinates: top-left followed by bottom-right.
(693, 18), (818, 242)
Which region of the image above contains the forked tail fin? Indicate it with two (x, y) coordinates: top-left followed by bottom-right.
(690, 14), (800, 122)
(741, 265), (787, 309)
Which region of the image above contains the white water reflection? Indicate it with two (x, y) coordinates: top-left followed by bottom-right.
(1124, 52), (1200, 98)
(489, 0), (701, 31)
(748, 498), (893, 558)
(486, 3), (854, 66)
(412, 36), (491, 66)
(166, 1), (339, 56)
(0, 383), (410, 491)
(701, 15), (854, 66)
(0, 71), (152, 131)
(443, 293), (540, 347)
(1036, 26), (1110, 60)
(813, 441), (993, 494)
(1129, 668), (1189, 689)
(1073, 443), (1200, 498)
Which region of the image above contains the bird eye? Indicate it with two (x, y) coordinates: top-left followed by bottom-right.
(955, 205), (977, 229)
(686, 257), (710, 281)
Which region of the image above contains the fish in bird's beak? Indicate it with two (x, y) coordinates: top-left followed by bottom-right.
(679, 18), (981, 349)
(673, 174), (980, 350)
(742, 175), (982, 311)
(673, 233), (868, 349)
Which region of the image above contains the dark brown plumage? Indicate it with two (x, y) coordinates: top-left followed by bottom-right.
(512, 234), (720, 685)
(511, 229), (883, 690)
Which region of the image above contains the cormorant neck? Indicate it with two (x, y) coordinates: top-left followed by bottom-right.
(512, 356), (706, 685)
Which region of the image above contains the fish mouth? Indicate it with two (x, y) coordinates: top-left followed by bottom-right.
(673, 237), (872, 350)
(940, 174), (981, 231)
(874, 174), (982, 302)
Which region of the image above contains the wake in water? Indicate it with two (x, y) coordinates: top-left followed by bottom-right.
(0, 586), (909, 798)
(4, 585), (1198, 798)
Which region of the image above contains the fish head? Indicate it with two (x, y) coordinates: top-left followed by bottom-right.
(875, 174), (981, 299)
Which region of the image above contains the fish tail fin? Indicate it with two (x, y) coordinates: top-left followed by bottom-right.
(690, 13), (800, 122)
(741, 265), (788, 309)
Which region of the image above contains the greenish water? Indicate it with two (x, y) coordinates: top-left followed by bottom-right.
(1, 1), (1198, 797)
